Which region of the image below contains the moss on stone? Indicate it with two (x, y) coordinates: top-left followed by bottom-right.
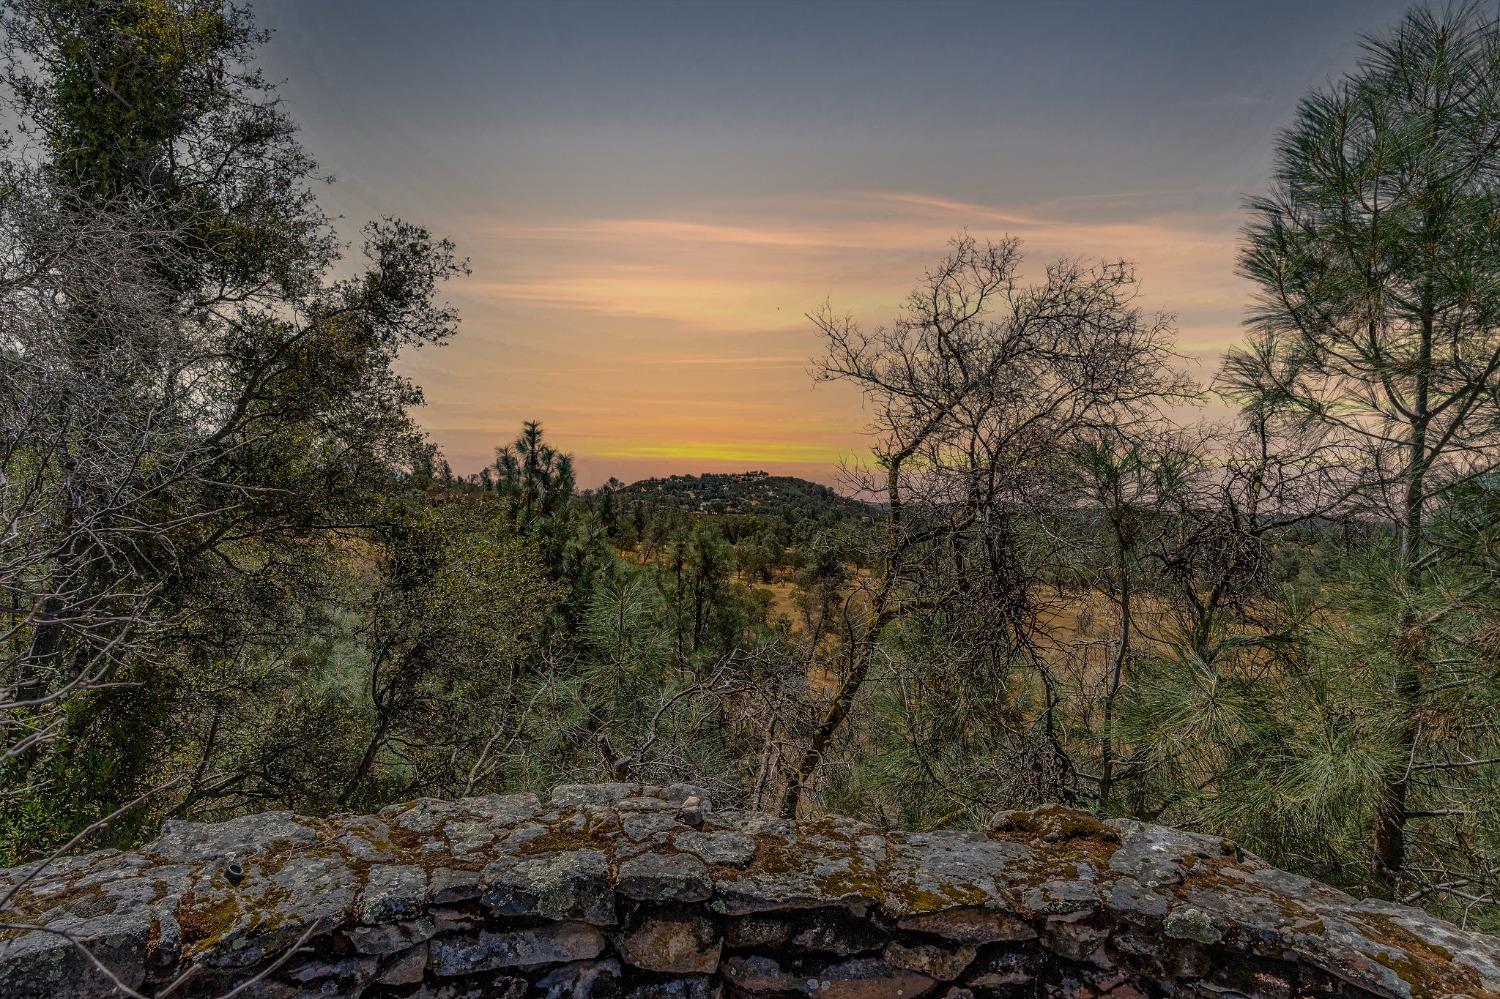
(991, 806), (1119, 849)
(4, 786), (1497, 998)
(1355, 911), (1476, 999)
(3, 877), (112, 928)
(177, 890), (243, 958)
(513, 811), (618, 857)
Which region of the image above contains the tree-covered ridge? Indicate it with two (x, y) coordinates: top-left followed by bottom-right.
(614, 471), (873, 519)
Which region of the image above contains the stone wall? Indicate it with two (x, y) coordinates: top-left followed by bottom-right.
(1, 782), (1497, 998)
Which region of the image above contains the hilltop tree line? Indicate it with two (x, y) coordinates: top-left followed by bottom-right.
(3, 0), (1500, 932)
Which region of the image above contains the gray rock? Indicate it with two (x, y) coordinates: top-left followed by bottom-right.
(1352, 898), (1500, 990)
(883, 938), (977, 981)
(800, 956), (935, 998)
(385, 798), (460, 834)
(551, 782), (644, 806)
(148, 812), (318, 863)
(1106, 818), (1232, 888)
(1021, 878), (1099, 917)
(1041, 916), (1111, 962)
(710, 832), (884, 915)
(626, 974), (722, 998)
(619, 912), (721, 973)
(1108, 877), (1169, 921)
(619, 795), (677, 812)
(429, 906), (478, 933)
(536, 957), (621, 997)
(349, 916), (436, 955)
(429, 922), (606, 975)
(333, 815), (397, 863)
(409, 977), (528, 999)
(1163, 905), (1223, 945)
(664, 783), (714, 806)
(885, 831), (1030, 917)
(676, 830), (757, 866)
(896, 907), (1036, 943)
(444, 818), (499, 858)
(624, 811), (686, 842)
(187, 852), (357, 970)
(618, 851), (713, 902)
(712, 809), (792, 838)
(3, 784), (1498, 998)
(724, 913), (796, 948)
(966, 950), (1039, 988)
(377, 942), (429, 986)
(482, 848), (615, 924)
(676, 795), (707, 827)
(429, 866), (482, 905)
(790, 910), (887, 956)
(458, 792), (542, 825)
(723, 954), (801, 991)
(0, 910), (151, 999)
(285, 953), (377, 986)
(358, 863), (426, 923)
(148, 896), (183, 970)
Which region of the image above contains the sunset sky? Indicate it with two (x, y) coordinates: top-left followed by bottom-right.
(255, 0), (1411, 487)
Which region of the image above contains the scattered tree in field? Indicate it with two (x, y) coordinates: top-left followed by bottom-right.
(495, 421), (576, 528)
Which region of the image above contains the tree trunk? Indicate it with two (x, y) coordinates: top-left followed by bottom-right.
(1373, 309), (1433, 893)
(1098, 527), (1132, 814)
(1373, 468), (1427, 891)
(778, 458), (905, 819)
(779, 639), (874, 819)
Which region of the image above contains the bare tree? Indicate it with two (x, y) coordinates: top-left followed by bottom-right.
(0, 191), (202, 784)
(792, 234), (1190, 818)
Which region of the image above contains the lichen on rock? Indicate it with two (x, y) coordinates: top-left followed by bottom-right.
(1, 781), (1497, 997)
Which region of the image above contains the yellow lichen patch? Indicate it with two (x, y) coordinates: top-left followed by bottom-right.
(747, 834), (806, 877)
(795, 818), (872, 845)
(990, 806), (1121, 876)
(1353, 912), (1485, 999)
(249, 841), (317, 879)
(3, 877), (112, 929)
(881, 874), (990, 915)
(513, 811), (618, 857)
(1177, 855), (1321, 928)
(175, 879), (300, 961)
(1177, 853), (1237, 884)
(810, 855), (883, 901)
(745, 830), (990, 915)
(177, 890), (244, 958)
(990, 806), (1120, 849)
(719, 833), (881, 907)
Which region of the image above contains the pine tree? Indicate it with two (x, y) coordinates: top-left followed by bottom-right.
(1228, 3), (1500, 892)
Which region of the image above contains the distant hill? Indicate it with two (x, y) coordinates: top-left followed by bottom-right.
(614, 471), (872, 520)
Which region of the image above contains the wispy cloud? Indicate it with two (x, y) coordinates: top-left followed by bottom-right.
(419, 187), (1252, 481)
(468, 188), (1243, 329)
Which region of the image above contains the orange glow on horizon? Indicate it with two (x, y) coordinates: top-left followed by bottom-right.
(403, 188), (1251, 487)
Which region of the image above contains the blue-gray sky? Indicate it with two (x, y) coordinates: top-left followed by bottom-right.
(255, 0), (1414, 485)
